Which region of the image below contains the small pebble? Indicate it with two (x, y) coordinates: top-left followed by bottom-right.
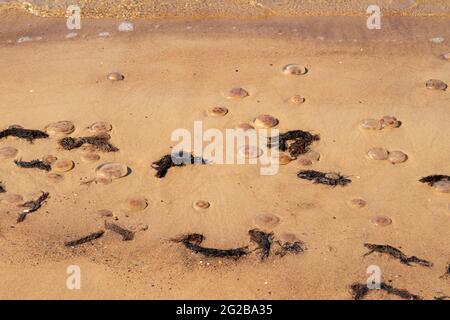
(347, 198), (367, 208)
(370, 215), (392, 227)
(253, 114), (279, 128)
(107, 72), (125, 81)
(387, 151), (408, 164)
(227, 87), (249, 99)
(434, 181), (450, 193)
(282, 64), (307, 75)
(207, 106), (228, 117)
(426, 79), (447, 91)
(367, 147), (389, 160)
(52, 159), (74, 172)
(193, 200), (210, 211)
(0, 147), (18, 159)
(254, 213), (280, 228)
(441, 53), (450, 61)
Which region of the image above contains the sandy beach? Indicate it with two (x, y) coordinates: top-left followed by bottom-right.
(0, 2), (449, 300)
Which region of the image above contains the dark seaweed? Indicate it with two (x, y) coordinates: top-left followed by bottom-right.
(275, 240), (306, 257)
(297, 170), (351, 186)
(350, 282), (422, 300)
(419, 175), (450, 186)
(17, 192), (49, 223)
(14, 159), (51, 171)
(268, 130), (320, 158)
(105, 222), (134, 241)
(59, 134), (118, 152)
(363, 243), (433, 267)
(152, 151), (207, 178)
(172, 233), (249, 259)
(64, 230), (105, 247)
(249, 229), (273, 260)
(0, 127), (48, 143)
(0, 182), (5, 193)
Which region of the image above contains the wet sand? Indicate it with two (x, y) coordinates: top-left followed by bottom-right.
(0, 11), (449, 299)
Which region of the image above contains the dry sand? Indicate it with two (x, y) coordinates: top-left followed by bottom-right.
(0, 9), (449, 300)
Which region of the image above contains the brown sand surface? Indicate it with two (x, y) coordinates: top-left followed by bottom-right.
(0, 12), (449, 299)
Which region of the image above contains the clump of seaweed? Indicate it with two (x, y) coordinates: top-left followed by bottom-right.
(419, 175), (450, 186)
(152, 151), (207, 178)
(59, 134), (118, 152)
(297, 170), (351, 187)
(249, 229), (273, 260)
(275, 240), (306, 257)
(17, 192), (49, 223)
(363, 243), (433, 267)
(65, 230), (105, 247)
(268, 130), (320, 158)
(105, 222), (134, 241)
(0, 127), (48, 143)
(14, 159), (51, 171)
(350, 282), (422, 300)
(171, 233), (249, 259)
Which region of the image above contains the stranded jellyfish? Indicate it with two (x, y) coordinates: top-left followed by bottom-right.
(0, 147), (18, 159)
(426, 79), (447, 91)
(253, 114), (279, 129)
(227, 87), (249, 99)
(254, 212), (280, 229)
(45, 121), (75, 136)
(123, 196), (148, 212)
(207, 106), (228, 117)
(52, 159), (74, 172)
(282, 64), (308, 75)
(95, 162), (129, 180)
(107, 72), (124, 81)
(192, 200), (210, 211)
(367, 147), (389, 160)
